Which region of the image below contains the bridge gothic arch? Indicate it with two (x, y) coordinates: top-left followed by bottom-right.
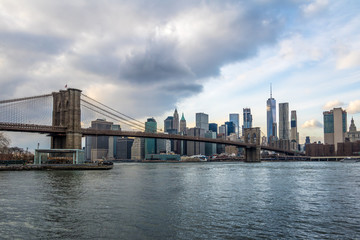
(51, 88), (82, 149)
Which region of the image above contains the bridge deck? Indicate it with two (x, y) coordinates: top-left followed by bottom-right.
(0, 122), (300, 155)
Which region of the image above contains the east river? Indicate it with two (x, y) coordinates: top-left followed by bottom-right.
(1, 162), (360, 239)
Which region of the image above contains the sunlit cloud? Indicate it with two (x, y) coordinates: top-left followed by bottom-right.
(302, 119), (323, 128)
(323, 100), (344, 110)
(346, 100), (360, 114)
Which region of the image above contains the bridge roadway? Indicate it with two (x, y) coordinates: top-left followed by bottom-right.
(0, 122), (299, 155)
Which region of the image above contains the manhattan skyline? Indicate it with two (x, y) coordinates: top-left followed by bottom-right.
(0, 0), (359, 145)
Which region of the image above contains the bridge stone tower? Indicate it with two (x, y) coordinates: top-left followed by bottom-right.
(51, 88), (82, 149)
(244, 127), (261, 162)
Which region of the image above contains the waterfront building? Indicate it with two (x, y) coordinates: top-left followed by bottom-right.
(108, 124), (121, 160)
(145, 118), (157, 156)
(156, 138), (171, 154)
(225, 121), (236, 136)
(131, 138), (144, 160)
(187, 127), (205, 156)
(279, 103), (289, 140)
(209, 123), (218, 134)
(267, 84), (277, 141)
(173, 109), (179, 133)
(115, 137), (134, 160)
(164, 116), (174, 133)
(179, 113), (187, 134)
(205, 131), (217, 156)
(345, 117), (360, 142)
(229, 113), (240, 137)
(86, 119), (114, 161)
(323, 108), (347, 152)
(242, 108), (252, 136)
(196, 112), (209, 131)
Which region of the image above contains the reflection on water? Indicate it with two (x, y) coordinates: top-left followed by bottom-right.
(1, 162), (360, 239)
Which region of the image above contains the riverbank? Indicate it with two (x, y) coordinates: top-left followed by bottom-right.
(0, 163), (113, 171)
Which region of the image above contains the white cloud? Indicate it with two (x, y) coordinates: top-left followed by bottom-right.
(323, 100), (344, 110)
(302, 119), (323, 128)
(302, 0), (329, 16)
(346, 100), (360, 114)
(336, 51), (360, 70)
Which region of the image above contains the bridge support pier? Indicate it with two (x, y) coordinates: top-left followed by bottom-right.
(245, 146), (261, 162)
(51, 88), (82, 149)
(244, 127), (261, 162)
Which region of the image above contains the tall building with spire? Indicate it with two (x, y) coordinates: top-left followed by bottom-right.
(173, 109), (179, 133)
(180, 113), (187, 134)
(346, 117), (360, 142)
(349, 117), (357, 132)
(266, 84), (277, 141)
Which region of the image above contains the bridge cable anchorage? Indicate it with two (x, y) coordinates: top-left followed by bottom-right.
(80, 99), (147, 131)
(81, 103), (146, 131)
(80, 94), (162, 132)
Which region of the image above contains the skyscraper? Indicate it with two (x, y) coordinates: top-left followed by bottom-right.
(131, 138), (144, 160)
(180, 113), (187, 134)
(219, 124), (226, 135)
(173, 109), (179, 133)
(229, 113), (240, 137)
(225, 121), (236, 136)
(196, 113), (209, 131)
(164, 116), (174, 133)
(86, 119), (114, 161)
(290, 110), (299, 150)
(279, 103), (289, 140)
(243, 108), (252, 136)
(145, 118), (157, 156)
(323, 108), (347, 152)
(267, 84), (277, 141)
(209, 123), (218, 134)
(187, 127), (205, 156)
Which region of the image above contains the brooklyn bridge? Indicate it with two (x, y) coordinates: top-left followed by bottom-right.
(0, 88), (300, 162)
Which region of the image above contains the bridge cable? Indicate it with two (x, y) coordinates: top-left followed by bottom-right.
(81, 100), (148, 131)
(81, 93), (162, 132)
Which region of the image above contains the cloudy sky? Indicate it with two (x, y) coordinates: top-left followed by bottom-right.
(1, 0), (360, 148)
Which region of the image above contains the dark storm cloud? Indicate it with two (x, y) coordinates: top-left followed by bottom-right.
(0, 31), (70, 54)
(117, 1), (285, 86)
(0, 0), (307, 118)
(119, 38), (194, 83)
(161, 83), (203, 94)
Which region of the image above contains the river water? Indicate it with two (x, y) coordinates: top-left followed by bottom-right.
(1, 162), (360, 239)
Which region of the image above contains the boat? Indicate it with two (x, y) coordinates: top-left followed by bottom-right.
(340, 157), (360, 163)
